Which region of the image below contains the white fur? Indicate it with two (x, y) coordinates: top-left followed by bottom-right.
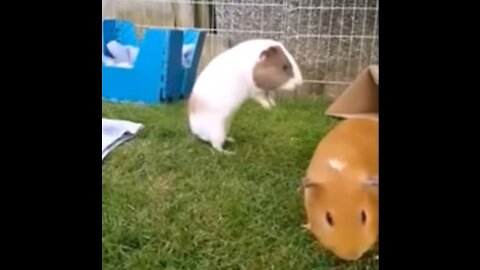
(328, 158), (346, 171)
(189, 39), (303, 153)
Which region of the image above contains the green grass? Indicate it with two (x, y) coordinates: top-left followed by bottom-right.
(102, 97), (378, 270)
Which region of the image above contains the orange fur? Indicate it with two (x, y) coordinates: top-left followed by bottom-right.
(302, 118), (378, 261)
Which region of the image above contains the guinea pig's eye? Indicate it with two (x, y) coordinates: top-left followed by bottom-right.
(326, 211), (334, 226)
(283, 64), (288, 71)
(361, 210), (367, 225)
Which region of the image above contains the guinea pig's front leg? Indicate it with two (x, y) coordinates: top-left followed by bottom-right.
(265, 91), (276, 107)
(268, 97), (276, 107)
(252, 93), (273, 109)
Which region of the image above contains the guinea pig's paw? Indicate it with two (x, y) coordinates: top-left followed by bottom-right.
(253, 95), (273, 109)
(226, 137), (235, 143)
(261, 101), (272, 109)
(267, 97), (277, 107)
(221, 149), (236, 155)
(301, 223), (311, 230)
(212, 145), (235, 155)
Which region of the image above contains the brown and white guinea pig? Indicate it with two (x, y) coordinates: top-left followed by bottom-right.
(188, 39), (303, 154)
(301, 118), (378, 261)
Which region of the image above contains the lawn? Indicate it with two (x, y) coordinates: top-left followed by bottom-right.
(102, 96), (378, 270)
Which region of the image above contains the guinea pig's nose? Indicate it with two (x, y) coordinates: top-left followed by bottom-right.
(332, 247), (362, 261)
(341, 251), (363, 261)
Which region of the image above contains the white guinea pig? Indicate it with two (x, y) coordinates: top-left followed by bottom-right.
(187, 39), (303, 154)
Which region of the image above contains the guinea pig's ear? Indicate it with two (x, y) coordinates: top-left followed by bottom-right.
(362, 176), (378, 193)
(363, 177), (378, 205)
(259, 46), (279, 61)
(364, 176), (378, 187)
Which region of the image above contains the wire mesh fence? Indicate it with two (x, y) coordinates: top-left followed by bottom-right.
(102, 0), (378, 97)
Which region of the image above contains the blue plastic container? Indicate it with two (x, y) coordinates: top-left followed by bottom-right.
(102, 19), (206, 104)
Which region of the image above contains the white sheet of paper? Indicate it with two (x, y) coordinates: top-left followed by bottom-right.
(102, 41), (139, 69)
(102, 118), (144, 160)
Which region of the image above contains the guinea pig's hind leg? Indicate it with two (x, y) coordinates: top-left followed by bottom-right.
(210, 122), (235, 154)
(225, 115), (235, 143)
(211, 141), (235, 155)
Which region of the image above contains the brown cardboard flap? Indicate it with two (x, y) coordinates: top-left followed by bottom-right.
(326, 113), (378, 121)
(325, 65), (379, 120)
(369, 65), (379, 84)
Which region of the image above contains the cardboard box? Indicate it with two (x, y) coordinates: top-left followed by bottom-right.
(325, 65), (379, 121)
